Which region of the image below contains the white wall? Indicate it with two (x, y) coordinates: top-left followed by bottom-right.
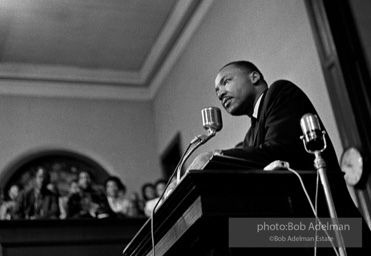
(153, 0), (342, 168)
(0, 94), (162, 194)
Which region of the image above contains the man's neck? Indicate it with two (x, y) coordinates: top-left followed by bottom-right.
(248, 82), (268, 118)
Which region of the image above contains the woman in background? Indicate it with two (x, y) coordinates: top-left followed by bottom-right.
(104, 176), (130, 218)
(0, 184), (21, 220)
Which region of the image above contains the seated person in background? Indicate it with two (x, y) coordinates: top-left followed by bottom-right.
(154, 179), (167, 197)
(59, 178), (79, 219)
(141, 182), (157, 217)
(0, 184), (21, 220)
(104, 176), (130, 218)
(144, 179), (167, 217)
(67, 170), (112, 219)
(126, 192), (145, 217)
(141, 182), (156, 203)
(13, 167), (59, 220)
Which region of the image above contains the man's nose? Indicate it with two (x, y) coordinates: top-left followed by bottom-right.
(217, 87), (226, 100)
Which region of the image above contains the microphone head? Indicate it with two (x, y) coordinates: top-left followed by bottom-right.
(300, 113), (325, 152)
(201, 107), (223, 132)
(300, 113), (321, 136)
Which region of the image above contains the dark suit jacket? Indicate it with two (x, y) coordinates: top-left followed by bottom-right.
(222, 80), (339, 172)
(13, 187), (60, 220)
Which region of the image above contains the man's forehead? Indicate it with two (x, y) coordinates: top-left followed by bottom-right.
(214, 73), (222, 85)
(36, 168), (45, 175)
(215, 65), (237, 84)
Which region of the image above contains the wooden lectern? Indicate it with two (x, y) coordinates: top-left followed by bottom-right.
(121, 152), (349, 256)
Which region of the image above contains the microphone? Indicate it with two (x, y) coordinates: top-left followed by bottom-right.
(177, 107), (223, 183)
(190, 107), (223, 145)
(201, 107), (223, 133)
(300, 113), (326, 153)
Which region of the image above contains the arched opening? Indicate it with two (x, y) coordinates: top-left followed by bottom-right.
(1, 150), (110, 198)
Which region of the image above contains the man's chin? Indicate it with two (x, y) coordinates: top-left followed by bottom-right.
(223, 108), (233, 115)
(231, 111), (246, 116)
(226, 107), (243, 116)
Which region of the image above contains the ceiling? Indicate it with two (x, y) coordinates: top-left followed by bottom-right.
(0, 0), (214, 100)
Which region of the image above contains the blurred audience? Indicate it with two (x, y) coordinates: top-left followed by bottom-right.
(154, 179), (167, 198)
(66, 170), (113, 219)
(13, 167), (60, 220)
(1, 168), (170, 220)
(104, 176), (131, 218)
(144, 179), (168, 217)
(59, 178), (79, 219)
(0, 184), (21, 220)
(141, 183), (156, 202)
(126, 192), (145, 217)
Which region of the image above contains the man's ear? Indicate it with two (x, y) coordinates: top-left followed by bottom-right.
(250, 71), (260, 84)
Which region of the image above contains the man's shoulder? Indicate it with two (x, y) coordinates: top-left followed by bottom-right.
(267, 80), (306, 98)
(269, 79), (299, 91)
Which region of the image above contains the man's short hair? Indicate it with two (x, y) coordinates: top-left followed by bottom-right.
(220, 60), (264, 81)
(35, 166), (50, 181)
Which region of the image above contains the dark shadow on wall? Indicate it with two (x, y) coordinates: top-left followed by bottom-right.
(160, 132), (183, 180)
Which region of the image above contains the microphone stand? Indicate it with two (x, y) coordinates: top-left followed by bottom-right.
(176, 128), (216, 184)
(150, 134), (207, 256)
(150, 108), (221, 256)
(301, 132), (347, 256)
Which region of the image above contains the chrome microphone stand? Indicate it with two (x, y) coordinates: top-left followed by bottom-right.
(301, 127), (347, 256)
(176, 128), (216, 184)
(150, 107), (221, 256)
(150, 130), (217, 256)
(176, 106), (222, 184)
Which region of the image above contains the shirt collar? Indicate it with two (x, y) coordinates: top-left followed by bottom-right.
(252, 92), (264, 119)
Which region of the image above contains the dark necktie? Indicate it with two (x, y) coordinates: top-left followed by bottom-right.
(251, 117), (257, 127)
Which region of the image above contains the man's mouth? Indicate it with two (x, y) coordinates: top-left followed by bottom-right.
(222, 97), (232, 108)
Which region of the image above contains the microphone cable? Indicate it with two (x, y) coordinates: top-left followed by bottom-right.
(149, 107), (221, 255)
(150, 134), (208, 256)
(287, 167), (340, 256)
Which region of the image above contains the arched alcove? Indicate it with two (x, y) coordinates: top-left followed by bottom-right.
(0, 150), (110, 198)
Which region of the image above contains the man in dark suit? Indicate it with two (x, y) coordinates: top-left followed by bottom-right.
(188, 60), (339, 172)
(186, 60), (370, 255)
(13, 167), (59, 219)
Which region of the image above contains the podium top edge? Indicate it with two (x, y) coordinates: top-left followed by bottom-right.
(187, 169), (318, 175)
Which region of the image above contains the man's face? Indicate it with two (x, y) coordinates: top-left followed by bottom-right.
(106, 180), (119, 197)
(35, 168), (48, 190)
(156, 182), (166, 197)
(144, 186), (156, 200)
(215, 65), (255, 116)
(78, 171), (91, 189)
(8, 185), (20, 200)
(69, 181), (80, 194)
